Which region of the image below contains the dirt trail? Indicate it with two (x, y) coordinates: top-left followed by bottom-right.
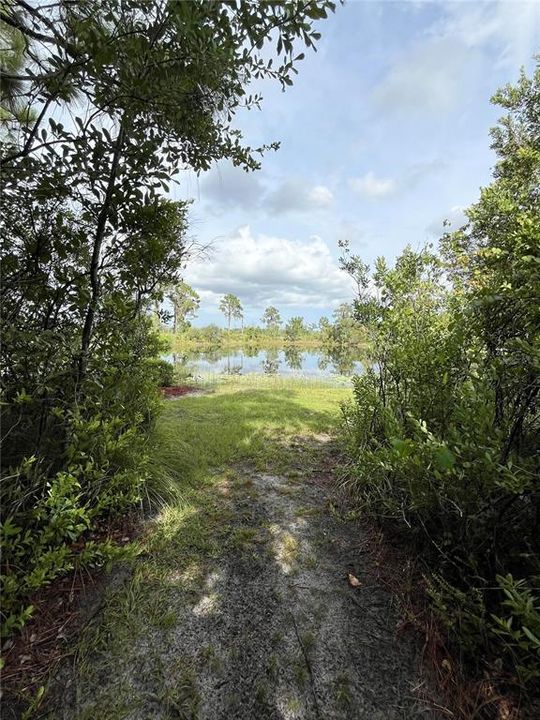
(51, 429), (440, 720)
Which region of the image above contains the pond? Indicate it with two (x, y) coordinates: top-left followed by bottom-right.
(163, 347), (365, 381)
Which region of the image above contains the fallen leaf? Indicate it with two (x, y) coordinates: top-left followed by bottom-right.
(347, 572), (361, 588)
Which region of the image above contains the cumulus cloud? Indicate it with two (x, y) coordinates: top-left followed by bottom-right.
(266, 180), (333, 214)
(348, 160), (444, 200)
(186, 226), (354, 311)
(310, 184), (334, 206)
(349, 172), (396, 198)
(199, 163), (333, 215)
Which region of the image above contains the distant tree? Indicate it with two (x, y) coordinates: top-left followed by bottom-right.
(333, 303), (354, 323)
(319, 316), (331, 331)
(318, 316), (331, 343)
(328, 302), (363, 348)
(235, 303), (244, 333)
(219, 294), (243, 331)
(285, 316), (306, 342)
(244, 326), (262, 345)
(261, 306), (282, 331)
(167, 282), (200, 333)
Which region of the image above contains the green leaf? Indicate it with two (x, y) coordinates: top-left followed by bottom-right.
(434, 445), (455, 472)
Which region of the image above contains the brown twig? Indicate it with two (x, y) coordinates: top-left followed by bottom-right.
(290, 611), (321, 719)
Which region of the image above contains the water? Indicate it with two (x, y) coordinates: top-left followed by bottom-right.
(163, 347), (364, 381)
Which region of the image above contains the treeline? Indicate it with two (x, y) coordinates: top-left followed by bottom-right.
(161, 292), (367, 350)
(0, 0), (335, 641)
(342, 66), (540, 705)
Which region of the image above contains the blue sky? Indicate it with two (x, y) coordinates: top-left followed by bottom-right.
(172, 0), (540, 328)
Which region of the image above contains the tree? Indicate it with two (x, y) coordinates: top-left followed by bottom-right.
(442, 63), (540, 455)
(167, 282), (200, 334)
(333, 303), (354, 323)
(330, 302), (362, 348)
(219, 294), (243, 331)
(0, 0), (335, 638)
(284, 316), (306, 342)
(1, 0), (335, 377)
(261, 306), (281, 332)
(338, 239), (380, 325)
(236, 302), (244, 333)
(0, 19), (37, 141)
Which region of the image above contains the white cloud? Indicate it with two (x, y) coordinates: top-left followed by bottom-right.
(266, 179), (333, 214)
(348, 160), (444, 200)
(198, 163), (333, 215)
(436, 1), (540, 71)
(309, 185), (334, 207)
(374, 1), (540, 115)
(186, 226), (354, 311)
(349, 172), (396, 198)
(373, 35), (473, 114)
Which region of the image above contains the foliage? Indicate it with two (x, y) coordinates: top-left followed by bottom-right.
(149, 359), (175, 388)
(0, 0), (334, 639)
(284, 316), (307, 342)
(319, 303), (366, 350)
(219, 293), (243, 331)
(261, 306), (282, 332)
(341, 64), (540, 693)
(0, 13), (36, 134)
(167, 282), (200, 334)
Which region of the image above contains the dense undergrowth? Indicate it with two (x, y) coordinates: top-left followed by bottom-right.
(341, 65), (540, 703)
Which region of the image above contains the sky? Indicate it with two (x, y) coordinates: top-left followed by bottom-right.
(170, 0), (540, 328)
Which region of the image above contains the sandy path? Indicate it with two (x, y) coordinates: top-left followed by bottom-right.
(55, 435), (439, 719)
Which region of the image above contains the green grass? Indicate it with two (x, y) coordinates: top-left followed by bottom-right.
(41, 377), (350, 718)
(149, 375), (350, 494)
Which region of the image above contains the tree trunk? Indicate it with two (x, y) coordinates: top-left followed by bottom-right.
(76, 119), (125, 387)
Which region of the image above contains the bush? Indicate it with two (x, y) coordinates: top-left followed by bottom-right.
(341, 64), (540, 696)
(0, 315), (166, 637)
(149, 358), (175, 387)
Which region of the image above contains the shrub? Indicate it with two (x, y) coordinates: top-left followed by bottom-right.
(341, 64), (540, 695)
(149, 359), (175, 387)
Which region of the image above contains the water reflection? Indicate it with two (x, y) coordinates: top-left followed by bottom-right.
(164, 347), (364, 380)
(261, 348), (281, 375)
(283, 346), (303, 370)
